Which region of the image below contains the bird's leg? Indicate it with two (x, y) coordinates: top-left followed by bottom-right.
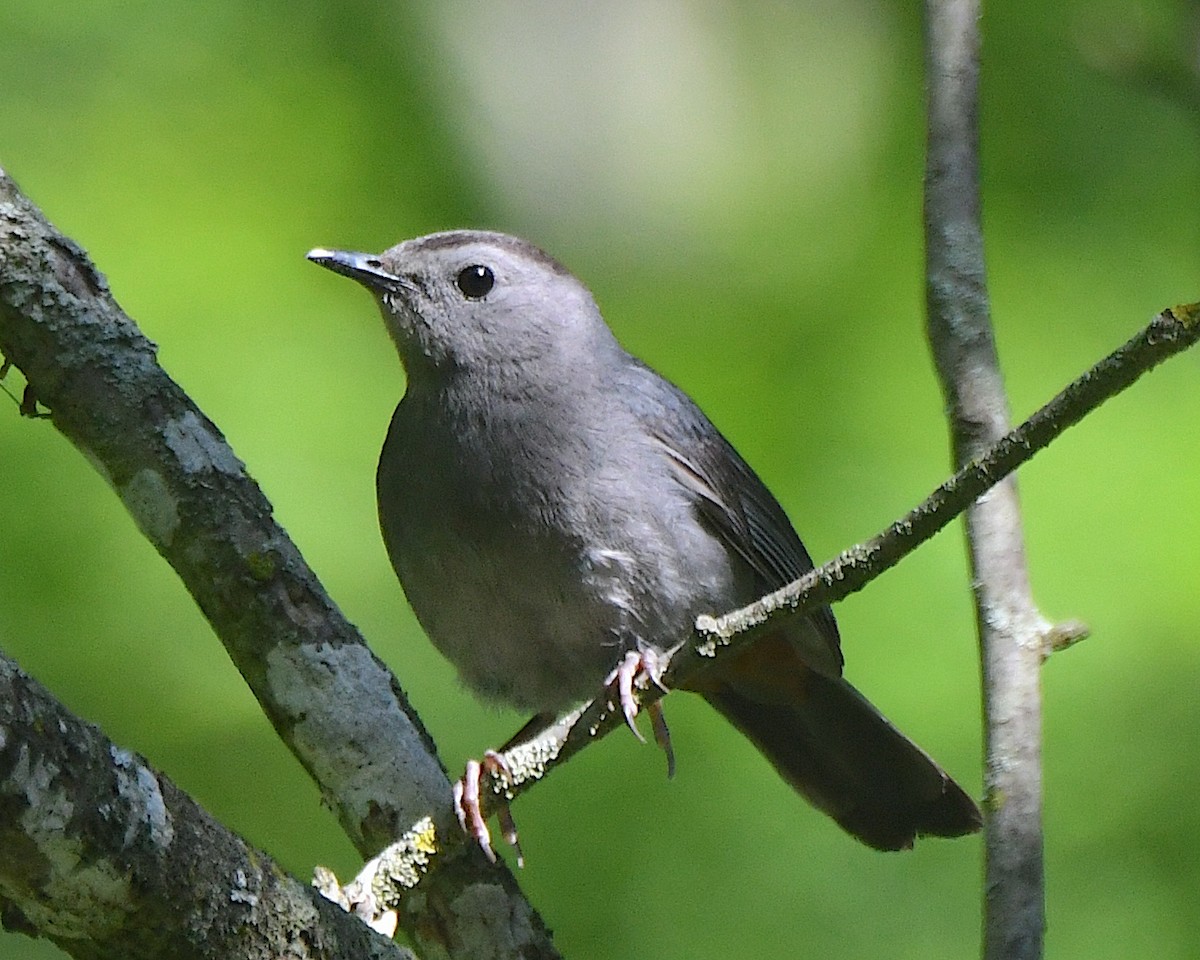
(454, 646), (680, 865)
(453, 712), (556, 866)
(453, 750), (525, 866)
(606, 647), (675, 777)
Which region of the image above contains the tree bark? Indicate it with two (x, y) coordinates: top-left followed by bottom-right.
(0, 652), (410, 960)
(924, 2), (1050, 957)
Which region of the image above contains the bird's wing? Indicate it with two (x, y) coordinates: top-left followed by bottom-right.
(622, 358), (843, 675)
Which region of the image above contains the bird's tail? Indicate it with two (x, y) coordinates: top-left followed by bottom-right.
(697, 639), (981, 850)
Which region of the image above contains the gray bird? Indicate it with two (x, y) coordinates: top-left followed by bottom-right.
(308, 230), (981, 853)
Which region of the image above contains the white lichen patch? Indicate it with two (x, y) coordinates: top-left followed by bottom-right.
(110, 746), (173, 848)
(693, 613), (726, 658)
(163, 410), (245, 476)
(326, 812), (438, 927)
(11, 745), (131, 938)
(229, 867), (259, 907)
(12, 742), (71, 828)
(502, 704), (588, 786)
(504, 736), (562, 786)
(264, 642), (451, 826)
(119, 468), (180, 547)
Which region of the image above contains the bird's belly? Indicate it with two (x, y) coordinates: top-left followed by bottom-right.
(393, 521), (679, 713)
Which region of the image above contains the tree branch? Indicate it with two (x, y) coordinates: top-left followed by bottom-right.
(0, 650), (410, 960)
(0, 166), (560, 960)
(924, 2), (1050, 957)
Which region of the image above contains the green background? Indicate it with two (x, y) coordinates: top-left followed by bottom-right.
(2, 1), (1198, 957)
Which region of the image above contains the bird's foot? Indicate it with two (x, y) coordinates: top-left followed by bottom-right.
(605, 647), (676, 777)
(453, 750), (524, 867)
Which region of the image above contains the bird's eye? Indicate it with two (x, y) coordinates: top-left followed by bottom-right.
(456, 264), (494, 300)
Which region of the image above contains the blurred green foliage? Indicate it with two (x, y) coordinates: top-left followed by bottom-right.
(2, 1), (1199, 958)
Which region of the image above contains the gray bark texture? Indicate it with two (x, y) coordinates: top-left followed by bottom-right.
(0, 653), (410, 960)
(924, 2), (1049, 957)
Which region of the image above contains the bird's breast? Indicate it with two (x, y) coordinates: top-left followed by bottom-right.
(375, 392), (739, 712)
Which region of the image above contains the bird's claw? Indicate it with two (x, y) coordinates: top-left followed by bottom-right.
(454, 651), (676, 866)
(453, 750), (524, 867)
(606, 648), (675, 777)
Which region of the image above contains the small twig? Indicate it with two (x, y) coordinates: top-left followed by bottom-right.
(1042, 620), (1090, 658)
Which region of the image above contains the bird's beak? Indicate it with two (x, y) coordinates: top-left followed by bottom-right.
(306, 248), (410, 294)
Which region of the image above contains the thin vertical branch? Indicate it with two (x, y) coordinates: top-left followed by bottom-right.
(923, 3), (1049, 959)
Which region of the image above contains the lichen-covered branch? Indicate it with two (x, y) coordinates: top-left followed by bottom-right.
(0, 166), (559, 960)
(0, 651), (409, 960)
